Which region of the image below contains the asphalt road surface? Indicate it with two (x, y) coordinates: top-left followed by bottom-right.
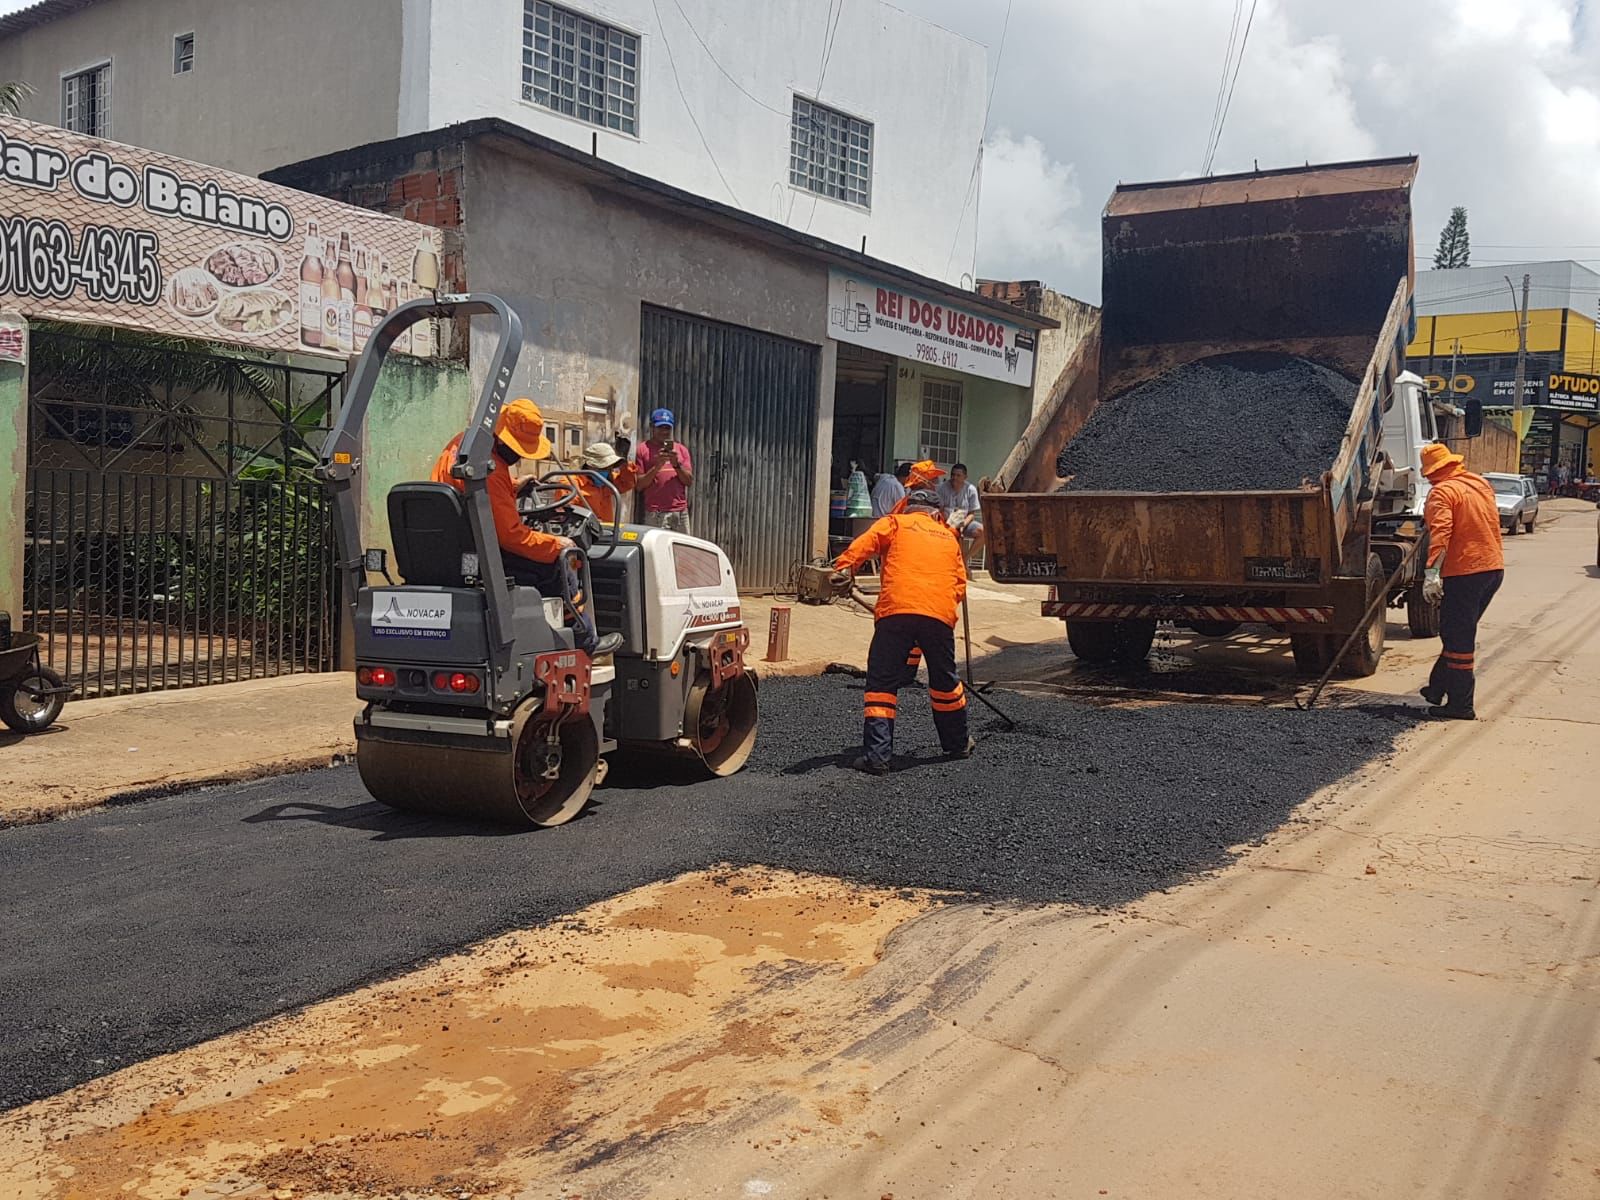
(0, 677), (1410, 1109)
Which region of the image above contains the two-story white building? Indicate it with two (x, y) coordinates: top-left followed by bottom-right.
(0, 0), (986, 283)
(0, 0), (1053, 590)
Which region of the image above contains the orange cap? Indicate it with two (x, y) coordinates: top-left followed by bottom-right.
(907, 459), (946, 487)
(1420, 442), (1464, 479)
(495, 397), (552, 460)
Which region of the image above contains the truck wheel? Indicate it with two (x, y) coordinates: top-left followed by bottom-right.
(1067, 619), (1155, 666)
(1290, 634), (1333, 676)
(1336, 554), (1388, 679)
(1113, 618), (1157, 664)
(1406, 580), (1440, 638)
(1067, 621), (1118, 664)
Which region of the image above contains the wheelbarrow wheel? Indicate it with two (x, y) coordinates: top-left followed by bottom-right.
(1, 664), (66, 733)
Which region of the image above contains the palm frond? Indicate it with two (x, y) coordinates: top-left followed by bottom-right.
(0, 80), (34, 116)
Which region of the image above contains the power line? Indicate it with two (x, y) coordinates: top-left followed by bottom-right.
(787, 0), (845, 227)
(1202, 0), (1259, 175)
(649, 0), (742, 207)
(666, 0), (788, 116)
(1200, 0), (1244, 174)
(943, 0), (1013, 277)
(800, 0), (853, 232)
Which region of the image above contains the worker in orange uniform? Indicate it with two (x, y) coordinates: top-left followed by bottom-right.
(832, 487), (975, 774)
(888, 460), (947, 683)
(1418, 442), (1504, 719)
(432, 398), (621, 658)
(573, 441), (637, 525)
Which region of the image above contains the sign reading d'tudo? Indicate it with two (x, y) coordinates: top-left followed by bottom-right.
(0, 116), (443, 359)
(827, 268), (1036, 387)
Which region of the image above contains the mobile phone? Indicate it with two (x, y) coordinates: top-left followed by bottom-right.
(663, 438), (676, 453)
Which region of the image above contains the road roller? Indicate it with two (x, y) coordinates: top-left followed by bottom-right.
(316, 293), (759, 827)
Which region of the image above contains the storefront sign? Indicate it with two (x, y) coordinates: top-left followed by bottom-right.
(827, 268), (1036, 387)
(1545, 370), (1600, 412)
(1422, 367), (1545, 406)
(0, 116), (443, 359)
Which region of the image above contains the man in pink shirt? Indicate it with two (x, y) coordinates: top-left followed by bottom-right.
(634, 408), (695, 534)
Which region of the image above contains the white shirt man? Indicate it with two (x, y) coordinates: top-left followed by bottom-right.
(936, 463), (986, 567)
(871, 463), (911, 518)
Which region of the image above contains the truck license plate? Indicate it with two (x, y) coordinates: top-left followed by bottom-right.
(996, 554), (1059, 578)
(1244, 556), (1321, 583)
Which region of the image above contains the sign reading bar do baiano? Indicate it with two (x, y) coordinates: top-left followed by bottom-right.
(827, 267), (1036, 387)
(0, 116), (444, 359)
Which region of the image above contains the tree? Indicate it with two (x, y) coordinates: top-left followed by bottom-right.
(1433, 206), (1471, 269)
(0, 81), (33, 116)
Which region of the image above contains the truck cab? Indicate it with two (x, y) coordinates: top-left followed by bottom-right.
(1377, 371), (1438, 518)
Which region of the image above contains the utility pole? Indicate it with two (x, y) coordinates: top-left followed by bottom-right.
(1507, 272), (1531, 415)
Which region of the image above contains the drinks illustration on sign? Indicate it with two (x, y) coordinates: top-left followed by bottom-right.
(298, 218), (322, 348)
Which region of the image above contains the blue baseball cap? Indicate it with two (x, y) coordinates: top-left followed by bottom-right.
(649, 408), (675, 428)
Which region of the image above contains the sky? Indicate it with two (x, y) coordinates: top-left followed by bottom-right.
(894, 0), (1600, 301)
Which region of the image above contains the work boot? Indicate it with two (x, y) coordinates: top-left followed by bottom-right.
(945, 736), (976, 760)
(1427, 704), (1475, 721)
(851, 755), (890, 776)
(593, 632), (624, 658)
(1419, 683), (1444, 706)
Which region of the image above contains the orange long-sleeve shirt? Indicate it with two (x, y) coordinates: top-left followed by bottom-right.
(835, 511), (968, 627)
(1424, 466), (1505, 577)
(430, 434), (562, 565)
(574, 463), (637, 525)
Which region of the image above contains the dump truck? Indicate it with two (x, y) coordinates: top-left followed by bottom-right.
(983, 157), (1440, 678)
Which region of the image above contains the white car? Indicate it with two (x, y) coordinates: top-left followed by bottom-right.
(1484, 472), (1539, 535)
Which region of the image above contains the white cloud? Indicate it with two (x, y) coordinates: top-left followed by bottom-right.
(895, 0), (1600, 299)
(974, 131), (1094, 283)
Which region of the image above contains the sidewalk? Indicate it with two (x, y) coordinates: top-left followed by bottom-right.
(0, 578), (1059, 824)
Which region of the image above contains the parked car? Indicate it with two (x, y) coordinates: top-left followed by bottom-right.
(1485, 472), (1539, 534)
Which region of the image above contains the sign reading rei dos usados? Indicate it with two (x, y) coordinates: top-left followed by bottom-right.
(0, 116), (443, 359)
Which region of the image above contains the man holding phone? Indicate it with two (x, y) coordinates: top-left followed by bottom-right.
(635, 408), (694, 534)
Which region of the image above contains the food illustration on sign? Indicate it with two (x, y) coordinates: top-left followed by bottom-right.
(204, 242), (280, 288)
(166, 267), (220, 318)
(215, 290), (292, 334)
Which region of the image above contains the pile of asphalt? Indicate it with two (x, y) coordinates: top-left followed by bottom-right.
(1056, 351), (1357, 491)
(0, 676), (1413, 1108)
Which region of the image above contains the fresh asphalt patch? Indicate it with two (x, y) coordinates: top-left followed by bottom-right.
(0, 676), (1414, 1108)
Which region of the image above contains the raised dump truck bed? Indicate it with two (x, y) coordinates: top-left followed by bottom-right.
(984, 157), (1432, 677)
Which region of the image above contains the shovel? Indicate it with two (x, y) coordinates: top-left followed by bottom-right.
(961, 594), (1015, 729)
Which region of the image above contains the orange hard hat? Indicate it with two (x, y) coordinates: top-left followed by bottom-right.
(1420, 442), (1464, 479)
(495, 397), (552, 460)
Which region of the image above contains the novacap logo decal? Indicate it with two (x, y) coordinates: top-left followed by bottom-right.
(370, 591), (452, 639)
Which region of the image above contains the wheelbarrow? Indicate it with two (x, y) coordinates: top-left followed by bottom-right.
(0, 626), (69, 735)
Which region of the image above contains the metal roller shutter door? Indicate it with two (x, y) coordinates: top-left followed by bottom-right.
(639, 306), (821, 590)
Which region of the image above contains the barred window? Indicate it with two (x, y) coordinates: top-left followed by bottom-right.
(919, 379), (962, 466)
(62, 63), (110, 137)
(522, 1), (639, 135)
(790, 95), (872, 208)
